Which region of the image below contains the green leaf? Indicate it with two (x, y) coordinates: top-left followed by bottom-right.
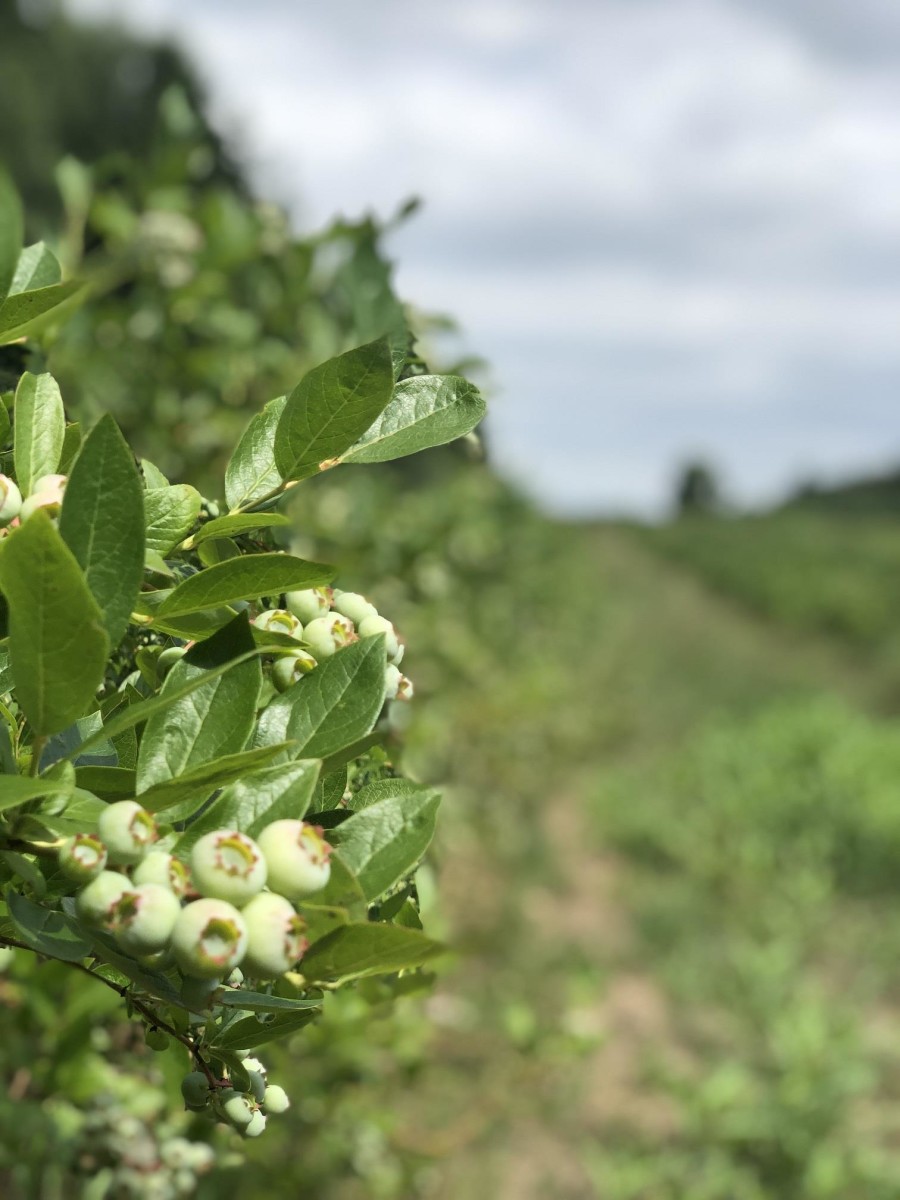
(225, 395), (286, 512)
(60, 648), (266, 763)
(9, 243), (61, 294)
(144, 485), (202, 555)
(138, 743), (294, 817)
(330, 787), (440, 901)
(254, 636), (386, 760)
(13, 372), (65, 497)
(303, 850), (366, 920)
(0, 776), (73, 808)
(136, 614), (261, 792)
(345, 777), (425, 812)
(300, 923), (444, 983)
(7, 890), (91, 963)
(141, 459), (169, 489)
(341, 375), (485, 464)
(188, 512), (292, 545)
(211, 1008), (319, 1051)
(0, 513), (109, 736)
(58, 422), (83, 473)
(174, 759), (320, 853)
(29, 788), (105, 836)
(156, 554), (334, 619)
(73, 766), (136, 799)
(59, 414), (145, 647)
(0, 173), (23, 302)
(217, 990), (323, 1013)
(0, 281), (82, 343)
(274, 340), (393, 482)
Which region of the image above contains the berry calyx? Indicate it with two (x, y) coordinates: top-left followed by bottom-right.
(241, 892), (309, 978)
(58, 833), (108, 882)
(171, 898), (248, 978)
(98, 800), (158, 865)
(256, 820), (332, 900)
(190, 830), (267, 906)
(253, 608), (303, 639)
(284, 586), (332, 624)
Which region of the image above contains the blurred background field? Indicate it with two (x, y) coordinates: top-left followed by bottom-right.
(4, 1), (900, 1198)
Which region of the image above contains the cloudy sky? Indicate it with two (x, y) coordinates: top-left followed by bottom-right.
(70, 0), (900, 515)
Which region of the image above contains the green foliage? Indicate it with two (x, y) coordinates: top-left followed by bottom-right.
(0, 168), (486, 1195)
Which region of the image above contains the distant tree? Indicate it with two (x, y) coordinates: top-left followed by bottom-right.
(676, 461), (721, 516)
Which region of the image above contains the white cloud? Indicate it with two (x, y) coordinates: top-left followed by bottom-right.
(66, 0), (900, 514)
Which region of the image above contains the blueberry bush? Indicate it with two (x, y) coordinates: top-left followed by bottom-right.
(0, 170), (485, 1196)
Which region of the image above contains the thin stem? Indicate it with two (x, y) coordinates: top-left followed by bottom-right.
(28, 738), (46, 777)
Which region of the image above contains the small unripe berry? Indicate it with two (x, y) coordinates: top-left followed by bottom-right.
(20, 489), (63, 521)
(332, 590), (377, 625)
(111, 882), (181, 955)
(284, 586), (332, 624)
(180, 1072), (210, 1110)
(98, 800), (158, 865)
(303, 613), (356, 660)
(271, 649), (318, 691)
(180, 974), (221, 1011)
(133, 850), (191, 897)
(247, 1070), (267, 1104)
(244, 1110), (267, 1138)
(58, 833), (108, 881)
(145, 1027), (170, 1052)
(221, 1091), (255, 1129)
(256, 820), (332, 900)
(0, 475), (22, 525)
(172, 897), (248, 978)
(242, 1056), (266, 1076)
(76, 870), (132, 927)
(32, 474), (67, 495)
(253, 608), (303, 639)
(190, 830), (267, 906)
(263, 1084), (290, 1114)
(241, 891), (308, 978)
(358, 614), (401, 662)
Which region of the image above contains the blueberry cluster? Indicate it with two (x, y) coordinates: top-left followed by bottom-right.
(0, 471), (67, 527)
(63, 803), (331, 982)
(78, 1100), (215, 1200)
(254, 586), (413, 700)
(181, 1055), (289, 1139)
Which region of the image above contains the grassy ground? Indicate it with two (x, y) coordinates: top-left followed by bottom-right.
(230, 503), (900, 1199)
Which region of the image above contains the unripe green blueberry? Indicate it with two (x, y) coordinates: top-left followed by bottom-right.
(58, 832), (108, 881)
(303, 613), (356, 660)
(271, 649), (318, 692)
(256, 820), (332, 900)
(180, 1072), (210, 1110)
(157, 646), (187, 677)
(111, 882), (182, 955)
(226, 966), (244, 986)
(263, 1084), (290, 1114)
(220, 1091), (254, 1129)
(190, 830), (267, 905)
(358, 614), (401, 662)
(332, 590), (377, 625)
(284, 586), (332, 624)
(180, 974), (221, 1011)
(172, 897), (248, 978)
(244, 1110), (267, 1139)
(98, 800), (158, 865)
(76, 870), (132, 927)
(253, 608), (303, 639)
(242, 1056), (266, 1076)
(247, 1070), (266, 1104)
(19, 489), (63, 521)
(31, 473), (67, 494)
(133, 850), (191, 897)
(160, 1137), (193, 1169)
(0, 475), (22, 525)
(241, 891), (309, 978)
(145, 1027), (170, 1052)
